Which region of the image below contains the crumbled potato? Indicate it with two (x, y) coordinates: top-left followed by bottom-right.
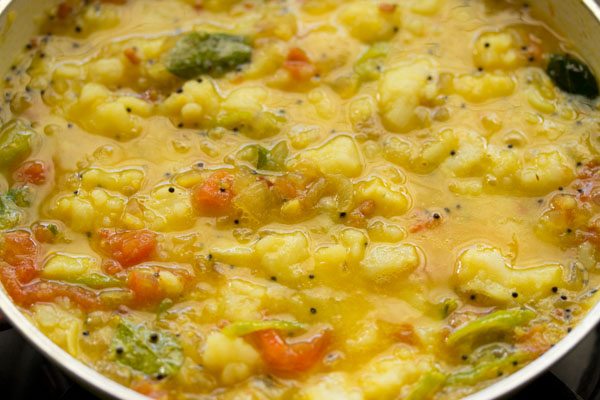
(296, 136), (364, 178)
(378, 59), (438, 132)
(255, 231), (311, 282)
(454, 245), (565, 303)
(202, 332), (262, 384)
(360, 244), (420, 283)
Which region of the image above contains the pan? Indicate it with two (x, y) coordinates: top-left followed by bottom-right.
(0, 1), (599, 399)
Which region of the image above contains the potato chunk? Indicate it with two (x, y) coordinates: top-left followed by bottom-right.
(454, 245), (565, 304)
(297, 136), (364, 177)
(80, 167), (144, 196)
(296, 372), (363, 400)
(50, 188), (126, 232)
(473, 31), (523, 71)
(42, 254), (96, 280)
(66, 83), (143, 140)
(124, 185), (195, 232)
(357, 345), (432, 400)
(378, 59), (438, 132)
(451, 73), (515, 102)
(218, 87), (283, 139)
(360, 244), (420, 283)
(32, 304), (84, 357)
(255, 231), (311, 282)
(354, 178), (410, 217)
(339, 1), (400, 43)
(517, 150), (574, 195)
(202, 332), (261, 385)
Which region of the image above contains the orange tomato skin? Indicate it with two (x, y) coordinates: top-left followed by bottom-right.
(99, 229), (157, 267)
(378, 3), (397, 13)
(192, 170), (235, 216)
(0, 231), (39, 283)
(131, 380), (168, 400)
(127, 269), (165, 306)
(284, 47), (317, 81)
(13, 160), (48, 185)
(250, 329), (331, 374)
(0, 266), (103, 311)
(0, 231), (103, 311)
(123, 47), (141, 65)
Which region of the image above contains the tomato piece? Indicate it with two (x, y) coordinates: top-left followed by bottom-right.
(127, 269), (164, 306)
(192, 170), (235, 216)
(284, 48), (317, 81)
(515, 324), (553, 356)
(102, 258), (124, 276)
(124, 47), (141, 65)
(249, 328), (331, 374)
(0, 232), (102, 311)
(32, 222), (59, 244)
(56, 2), (72, 19)
(379, 3), (397, 13)
(272, 176), (302, 201)
(99, 229), (157, 267)
(346, 200), (377, 228)
(391, 323), (419, 346)
(0, 263), (103, 311)
(13, 160), (47, 185)
(131, 379), (168, 400)
(409, 209), (443, 233)
(0, 230), (39, 283)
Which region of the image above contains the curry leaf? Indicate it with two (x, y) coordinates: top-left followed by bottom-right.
(112, 320), (183, 377)
(547, 54), (599, 99)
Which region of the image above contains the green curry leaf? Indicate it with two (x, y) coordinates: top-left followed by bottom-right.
(165, 32), (252, 79)
(547, 54), (599, 99)
(112, 320), (183, 377)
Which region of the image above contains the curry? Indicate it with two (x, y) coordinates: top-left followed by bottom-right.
(1, 0), (600, 399)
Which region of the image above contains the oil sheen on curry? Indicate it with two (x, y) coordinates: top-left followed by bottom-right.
(1, 0), (599, 399)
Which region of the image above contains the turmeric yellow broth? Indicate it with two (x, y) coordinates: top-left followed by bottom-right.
(1, 0), (600, 398)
